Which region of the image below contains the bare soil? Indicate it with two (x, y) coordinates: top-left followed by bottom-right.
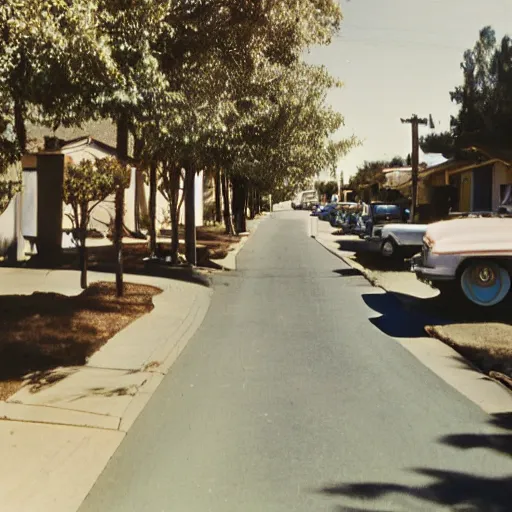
(426, 323), (512, 384)
(0, 282), (161, 400)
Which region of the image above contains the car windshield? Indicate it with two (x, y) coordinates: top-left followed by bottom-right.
(373, 205), (401, 218)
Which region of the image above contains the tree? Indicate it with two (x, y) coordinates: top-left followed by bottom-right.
(315, 181), (338, 202)
(449, 26), (512, 147)
(0, 112), (20, 215)
(1, 1), (119, 151)
(349, 157), (406, 196)
(420, 132), (455, 157)
(63, 157), (130, 290)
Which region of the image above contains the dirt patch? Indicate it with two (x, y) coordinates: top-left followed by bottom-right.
(0, 282), (161, 400)
(426, 323), (512, 384)
(193, 226), (241, 259)
(85, 226), (239, 271)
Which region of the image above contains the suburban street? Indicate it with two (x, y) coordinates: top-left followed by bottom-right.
(79, 210), (512, 512)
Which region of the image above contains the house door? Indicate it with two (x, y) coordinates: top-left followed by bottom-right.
(472, 165), (493, 211)
(459, 171), (472, 212)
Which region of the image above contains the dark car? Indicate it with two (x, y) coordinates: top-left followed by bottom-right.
(362, 202), (410, 238)
(318, 203), (338, 221)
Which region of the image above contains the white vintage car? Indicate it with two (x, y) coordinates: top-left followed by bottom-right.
(371, 223), (428, 259)
(412, 217), (512, 306)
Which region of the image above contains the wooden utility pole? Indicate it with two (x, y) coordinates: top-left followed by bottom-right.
(401, 115), (428, 223)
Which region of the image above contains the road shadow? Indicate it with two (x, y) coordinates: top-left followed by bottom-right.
(333, 268), (364, 278)
(318, 412), (512, 511)
(4, 253), (213, 288)
(361, 292), (448, 338)
(334, 239), (410, 272)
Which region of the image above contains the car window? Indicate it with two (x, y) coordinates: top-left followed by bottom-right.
(373, 205), (401, 217)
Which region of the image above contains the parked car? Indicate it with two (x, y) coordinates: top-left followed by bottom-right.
(318, 203), (338, 221)
(411, 216), (512, 307)
(338, 211), (361, 233)
(328, 203), (358, 228)
(311, 203), (323, 216)
(362, 203), (424, 259)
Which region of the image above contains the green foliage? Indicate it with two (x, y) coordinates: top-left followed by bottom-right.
(349, 157), (406, 194)
(1, 0), (356, 224)
(315, 181), (338, 201)
(0, 112), (20, 214)
(63, 157), (130, 238)
(450, 26), (512, 146)
(419, 131), (455, 156)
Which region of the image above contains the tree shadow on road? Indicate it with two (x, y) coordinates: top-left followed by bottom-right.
(318, 412), (512, 511)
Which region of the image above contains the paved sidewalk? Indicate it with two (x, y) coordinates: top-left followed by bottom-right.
(312, 214), (512, 413)
(313, 217), (438, 301)
(0, 268), (212, 512)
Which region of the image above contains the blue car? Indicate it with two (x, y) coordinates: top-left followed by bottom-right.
(318, 203), (338, 221)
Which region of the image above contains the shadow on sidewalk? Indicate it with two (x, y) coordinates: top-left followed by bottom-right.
(318, 412), (512, 511)
(3, 255), (213, 288)
(361, 292), (448, 339)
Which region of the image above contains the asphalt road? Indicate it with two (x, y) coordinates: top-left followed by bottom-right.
(80, 210), (512, 512)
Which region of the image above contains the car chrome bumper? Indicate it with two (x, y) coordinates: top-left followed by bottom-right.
(411, 255), (454, 282)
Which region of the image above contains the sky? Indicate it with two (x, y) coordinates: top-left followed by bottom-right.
(305, 0), (512, 182)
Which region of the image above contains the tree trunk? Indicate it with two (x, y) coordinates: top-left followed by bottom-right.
(231, 176), (246, 234)
(149, 161), (157, 256)
(79, 204), (88, 290)
(214, 168), (222, 224)
(248, 186), (255, 220)
(169, 166), (181, 264)
(14, 98), (27, 153)
(184, 163), (196, 265)
(244, 186), (249, 223)
(133, 137), (145, 234)
(115, 114), (129, 297)
(221, 170), (234, 235)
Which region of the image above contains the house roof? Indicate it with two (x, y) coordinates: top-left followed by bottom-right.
(26, 119), (135, 157)
(420, 150), (448, 167)
(463, 145), (512, 165)
(39, 135), (137, 164)
(392, 158), (476, 191)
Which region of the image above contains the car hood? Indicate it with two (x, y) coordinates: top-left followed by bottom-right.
(382, 224), (428, 233)
(426, 217), (512, 254)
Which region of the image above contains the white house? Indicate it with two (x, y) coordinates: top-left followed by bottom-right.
(0, 136), (205, 260)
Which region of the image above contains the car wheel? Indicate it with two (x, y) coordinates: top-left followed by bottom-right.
(460, 261), (511, 307)
(380, 238), (398, 258)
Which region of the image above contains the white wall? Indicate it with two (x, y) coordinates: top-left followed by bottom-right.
(21, 170), (37, 238)
(493, 162), (512, 211)
(0, 196), (16, 256)
(178, 171), (204, 228)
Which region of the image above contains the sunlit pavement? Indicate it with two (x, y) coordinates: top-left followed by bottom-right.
(80, 210), (512, 512)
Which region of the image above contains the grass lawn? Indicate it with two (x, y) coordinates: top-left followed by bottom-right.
(426, 322), (512, 387)
(0, 282), (161, 400)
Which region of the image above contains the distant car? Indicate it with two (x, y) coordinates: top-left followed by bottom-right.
(318, 203), (338, 221)
(412, 216), (512, 307)
(328, 203), (358, 227)
(311, 204), (323, 216)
